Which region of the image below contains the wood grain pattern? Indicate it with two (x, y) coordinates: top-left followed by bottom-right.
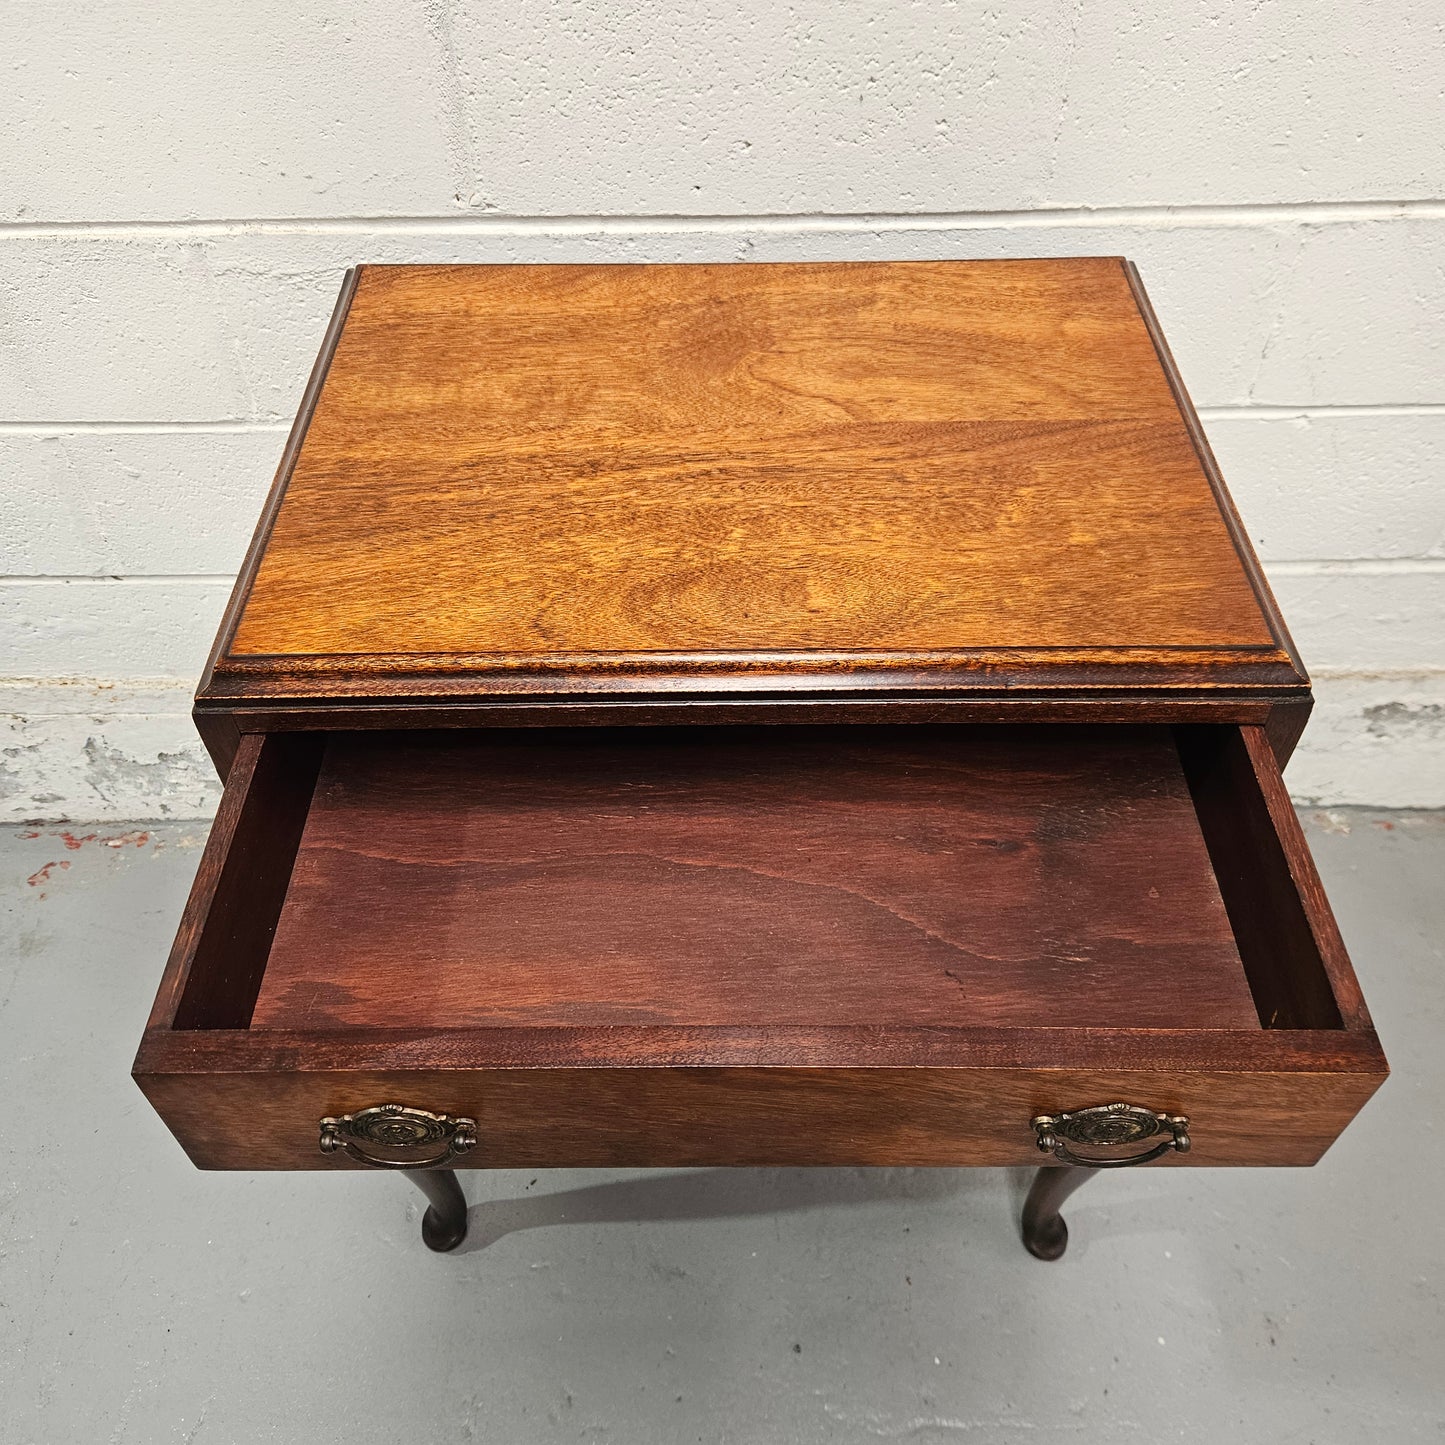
(152, 733), (322, 1030)
(143, 732), (268, 1032)
(135, 1053), (1385, 1171)
(249, 725), (1256, 1033)
(236, 415), (1272, 657)
(136, 1021), (1389, 1076)
(200, 259), (1301, 725)
(1178, 724), (1354, 1031)
(1236, 724), (1371, 1029)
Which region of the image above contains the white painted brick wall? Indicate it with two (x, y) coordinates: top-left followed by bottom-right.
(2, 1), (1441, 819)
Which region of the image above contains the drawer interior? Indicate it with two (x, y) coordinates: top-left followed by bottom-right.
(164, 724), (1356, 1038)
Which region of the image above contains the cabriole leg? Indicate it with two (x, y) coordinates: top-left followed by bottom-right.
(409, 1169), (468, 1252)
(1021, 1165), (1095, 1261)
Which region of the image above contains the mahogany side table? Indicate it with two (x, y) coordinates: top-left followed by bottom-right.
(133, 259), (1387, 1260)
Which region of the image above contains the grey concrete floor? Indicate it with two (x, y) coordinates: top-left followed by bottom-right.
(1, 809), (1442, 1444)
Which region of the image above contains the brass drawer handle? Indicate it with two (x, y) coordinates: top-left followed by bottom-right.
(318, 1104), (478, 1169)
(1032, 1104), (1190, 1169)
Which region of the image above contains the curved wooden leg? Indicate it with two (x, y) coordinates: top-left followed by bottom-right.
(1021, 1166), (1095, 1261)
(409, 1169), (468, 1252)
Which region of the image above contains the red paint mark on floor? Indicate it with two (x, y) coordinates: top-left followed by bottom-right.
(53, 829), (151, 850)
(27, 859), (71, 887)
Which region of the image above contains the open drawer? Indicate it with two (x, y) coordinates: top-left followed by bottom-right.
(133, 724), (1386, 1171)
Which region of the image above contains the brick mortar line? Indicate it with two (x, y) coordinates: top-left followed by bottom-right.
(1, 198), (1444, 238)
(2, 406), (1443, 435)
(4, 561), (1444, 587)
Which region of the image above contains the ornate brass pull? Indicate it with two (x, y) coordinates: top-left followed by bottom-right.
(318, 1104), (478, 1169)
(1032, 1104), (1190, 1169)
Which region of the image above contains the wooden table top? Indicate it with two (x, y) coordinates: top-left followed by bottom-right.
(202, 259), (1302, 711)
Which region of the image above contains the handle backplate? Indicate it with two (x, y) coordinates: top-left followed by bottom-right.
(318, 1104), (478, 1169)
(1032, 1103), (1190, 1169)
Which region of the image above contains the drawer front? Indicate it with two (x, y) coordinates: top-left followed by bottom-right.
(138, 1060), (1383, 1172)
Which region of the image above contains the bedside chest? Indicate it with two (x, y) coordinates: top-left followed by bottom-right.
(133, 259), (1387, 1260)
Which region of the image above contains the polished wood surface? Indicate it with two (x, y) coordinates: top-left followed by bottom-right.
(199, 259), (1302, 732)
(249, 726), (1256, 1033)
(167, 734), (321, 1030)
(242, 413), (1271, 657)
(1179, 724), (1368, 1031)
(135, 1046), (1385, 1171)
